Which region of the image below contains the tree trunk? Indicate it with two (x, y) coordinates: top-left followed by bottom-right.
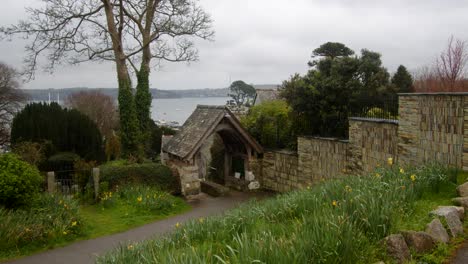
(102, 0), (141, 156)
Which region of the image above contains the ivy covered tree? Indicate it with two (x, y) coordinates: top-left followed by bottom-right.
(281, 42), (395, 138)
(11, 103), (104, 161)
(391, 65), (414, 93)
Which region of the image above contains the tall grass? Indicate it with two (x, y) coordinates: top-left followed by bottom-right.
(0, 194), (83, 256)
(98, 164), (456, 264)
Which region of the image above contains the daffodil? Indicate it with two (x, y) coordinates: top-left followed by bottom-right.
(332, 200), (338, 207)
(375, 173), (381, 178)
(137, 196), (142, 203)
(175, 222), (181, 228)
(399, 168), (404, 174)
(127, 244), (134, 250)
(410, 174), (416, 182)
(387, 157), (393, 166)
(71, 221), (77, 227)
(63, 231), (68, 235)
(199, 218), (204, 223)
(345, 185), (352, 193)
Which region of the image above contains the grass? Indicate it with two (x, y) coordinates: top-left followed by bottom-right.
(98, 163), (459, 264)
(80, 195), (190, 239)
(0, 186), (190, 262)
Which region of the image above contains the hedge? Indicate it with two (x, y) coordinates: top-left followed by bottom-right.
(99, 161), (178, 193)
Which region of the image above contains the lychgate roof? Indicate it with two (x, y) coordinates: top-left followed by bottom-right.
(163, 105), (263, 160)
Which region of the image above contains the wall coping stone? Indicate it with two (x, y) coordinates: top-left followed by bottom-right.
(349, 117), (399, 125)
(264, 149), (298, 156)
(398, 92), (468, 96)
(299, 136), (349, 143)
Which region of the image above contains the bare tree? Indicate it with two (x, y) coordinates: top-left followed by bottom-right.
(65, 91), (119, 138)
(0, 0), (214, 155)
(413, 65), (440, 92)
(436, 36), (468, 91)
(0, 62), (26, 149)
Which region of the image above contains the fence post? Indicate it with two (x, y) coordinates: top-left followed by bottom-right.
(93, 168), (100, 201)
(47, 171), (55, 193)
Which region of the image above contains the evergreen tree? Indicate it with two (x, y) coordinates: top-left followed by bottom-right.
(391, 65), (414, 93)
(11, 102), (104, 161)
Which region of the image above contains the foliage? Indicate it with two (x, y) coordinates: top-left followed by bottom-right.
(0, 194), (82, 258)
(310, 41), (354, 62)
(105, 132), (122, 161)
(98, 164), (455, 264)
(135, 69), (153, 153)
(12, 141), (46, 166)
(11, 102), (104, 161)
(118, 78), (142, 157)
(228, 80), (256, 107)
(41, 152), (80, 172)
(73, 159), (96, 193)
(241, 100), (294, 149)
(391, 65), (414, 93)
(145, 121), (177, 159)
(100, 161), (177, 193)
(281, 43), (395, 138)
(0, 62), (25, 149)
(0, 154), (43, 208)
(65, 90), (119, 138)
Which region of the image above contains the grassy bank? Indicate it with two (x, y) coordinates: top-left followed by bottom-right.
(98, 164), (461, 264)
(0, 186), (189, 262)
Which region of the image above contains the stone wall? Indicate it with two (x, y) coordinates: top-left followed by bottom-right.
(261, 150), (299, 192)
(398, 94), (467, 168)
(164, 158), (200, 196)
(298, 137), (348, 182)
(348, 118), (399, 174)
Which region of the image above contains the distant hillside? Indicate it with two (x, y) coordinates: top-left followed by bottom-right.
(23, 87), (229, 101)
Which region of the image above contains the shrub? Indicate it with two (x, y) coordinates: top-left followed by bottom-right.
(0, 194), (82, 252)
(12, 141), (46, 166)
(0, 154), (43, 208)
(241, 100), (294, 149)
(100, 161), (178, 192)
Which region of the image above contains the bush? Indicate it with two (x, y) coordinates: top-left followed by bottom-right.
(0, 154), (43, 208)
(100, 161), (178, 192)
(0, 194), (82, 253)
(241, 100), (294, 149)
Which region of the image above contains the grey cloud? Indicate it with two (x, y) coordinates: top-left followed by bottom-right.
(0, 0), (467, 89)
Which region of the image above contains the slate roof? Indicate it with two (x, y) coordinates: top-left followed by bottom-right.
(253, 89), (280, 106)
(162, 105), (262, 160)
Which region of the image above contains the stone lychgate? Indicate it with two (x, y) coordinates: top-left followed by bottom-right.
(162, 105), (263, 196)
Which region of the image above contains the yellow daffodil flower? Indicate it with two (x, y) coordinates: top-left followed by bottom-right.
(387, 157), (393, 166)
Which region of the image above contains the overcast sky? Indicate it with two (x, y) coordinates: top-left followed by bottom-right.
(0, 0), (467, 90)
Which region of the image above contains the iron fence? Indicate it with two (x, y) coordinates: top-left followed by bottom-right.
(52, 169), (93, 195)
(348, 95), (399, 121)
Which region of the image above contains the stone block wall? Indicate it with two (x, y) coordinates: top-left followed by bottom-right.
(298, 137), (349, 183)
(261, 150), (299, 192)
(348, 118), (399, 174)
(398, 94), (467, 168)
(164, 158), (200, 196)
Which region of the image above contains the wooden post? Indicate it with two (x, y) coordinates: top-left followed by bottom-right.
(47, 171), (55, 193)
(93, 168), (100, 201)
(224, 151), (230, 181)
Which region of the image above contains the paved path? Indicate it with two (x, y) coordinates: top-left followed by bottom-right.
(7, 191), (270, 264)
(450, 241), (468, 264)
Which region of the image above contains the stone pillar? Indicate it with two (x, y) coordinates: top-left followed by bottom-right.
(93, 168), (100, 201)
(47, 171), (55, 193)
(397, 95), (422, 166)
(464, 96), (468, 171)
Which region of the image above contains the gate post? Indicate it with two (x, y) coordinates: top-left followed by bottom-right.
(93, 168), (100, 201)
(47, 171), (55, 193)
